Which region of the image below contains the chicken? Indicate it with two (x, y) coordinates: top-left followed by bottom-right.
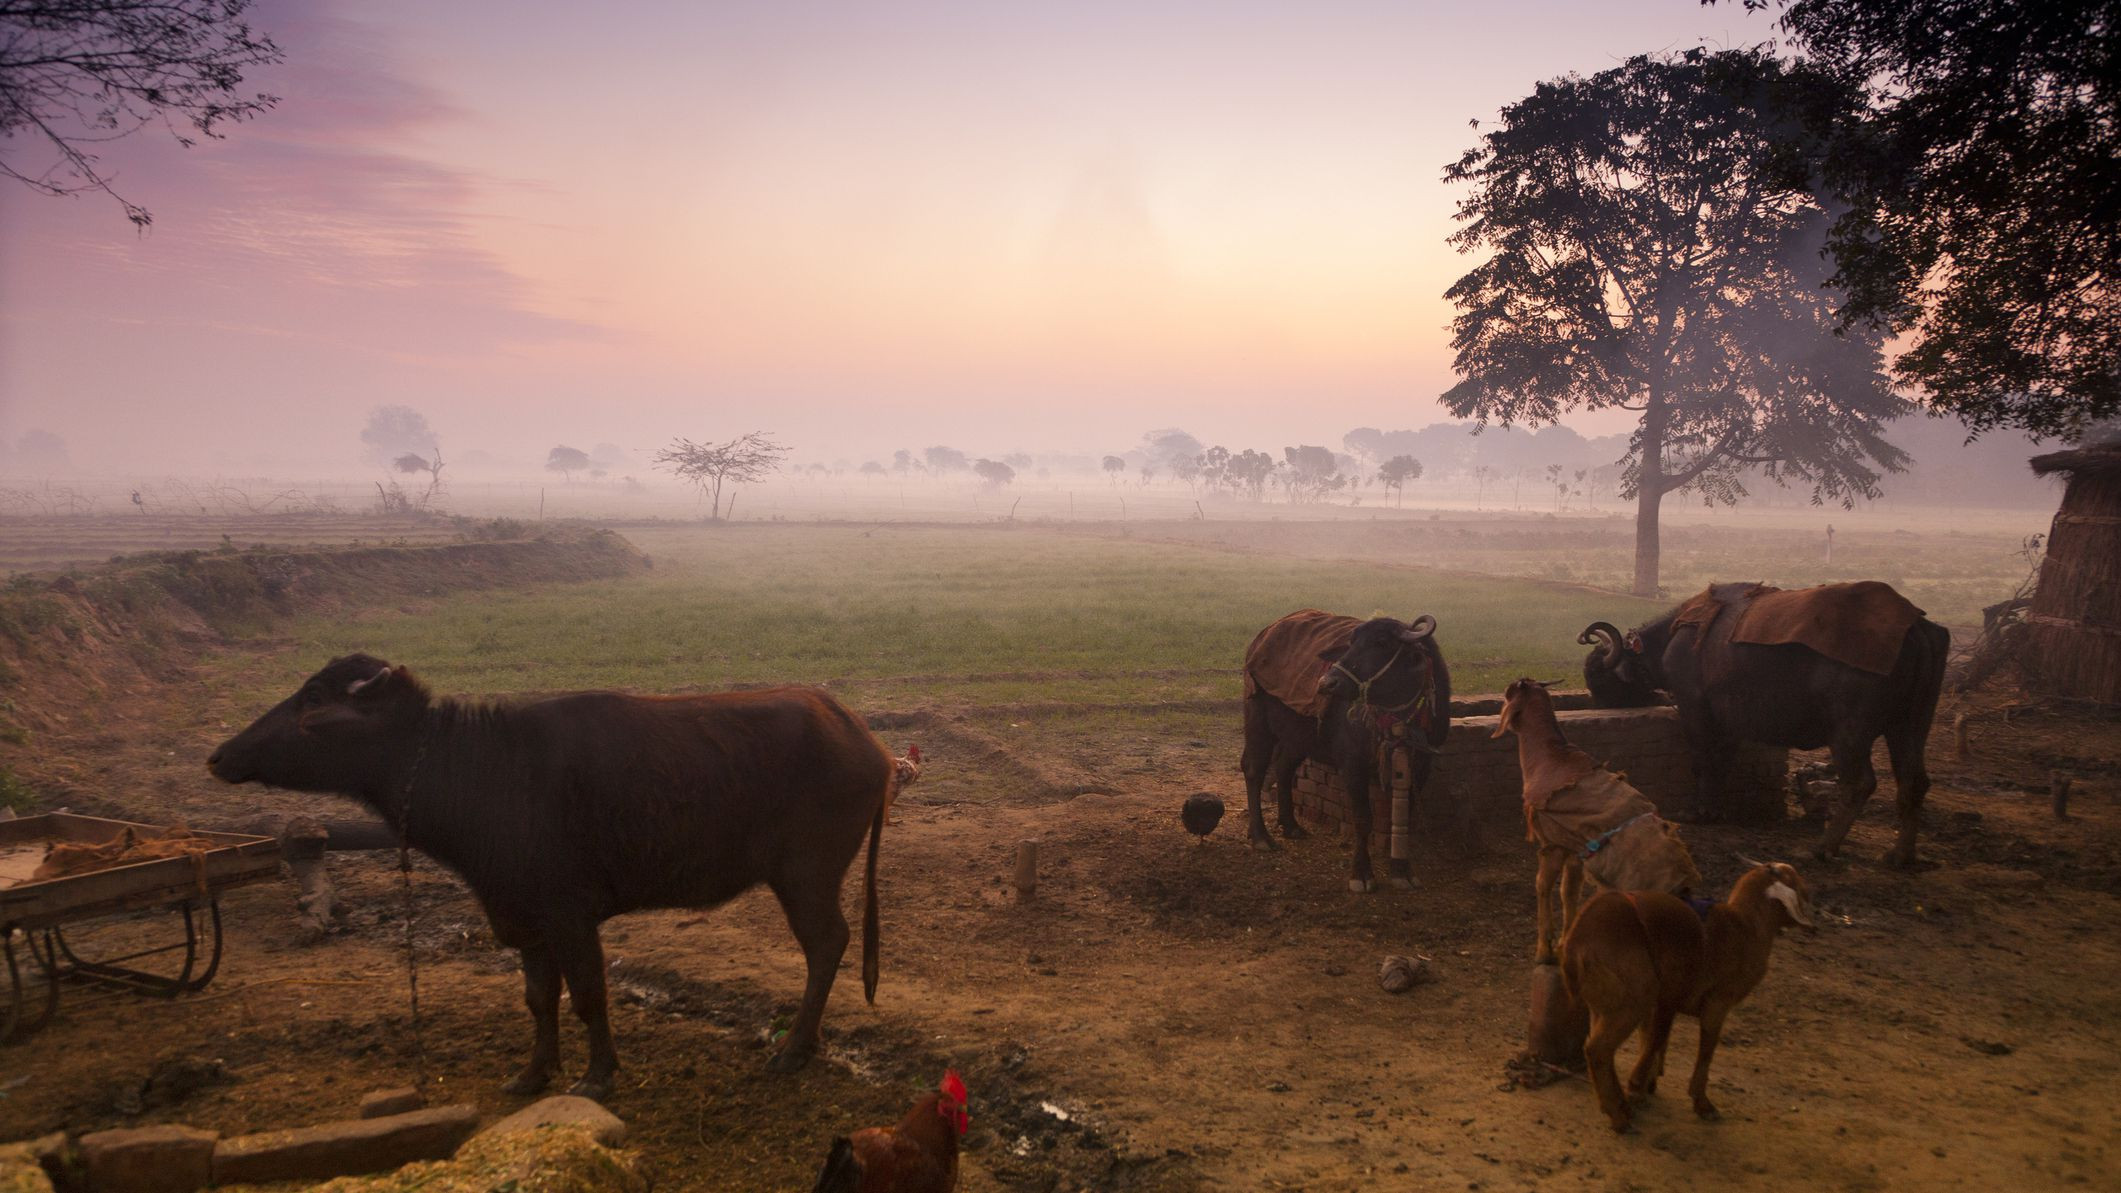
(1181, 793), (1225, 842)
(812, 1069), (969, 1193)
(885, 744), (924, 815)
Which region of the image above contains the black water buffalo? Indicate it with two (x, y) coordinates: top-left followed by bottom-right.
(1579, 582), (1949, 865)
(1241, 613), (1451, 891)
(208, 654), (895, 1100)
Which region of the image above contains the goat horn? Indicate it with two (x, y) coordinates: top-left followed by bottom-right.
(1400, 614), (1437, 642)
(1733, 852), (1768, 869)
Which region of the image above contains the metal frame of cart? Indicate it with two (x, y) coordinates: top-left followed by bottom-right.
(0, 813), (281, 1042)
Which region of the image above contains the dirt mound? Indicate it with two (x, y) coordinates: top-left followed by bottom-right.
(0, 527), (648, 745)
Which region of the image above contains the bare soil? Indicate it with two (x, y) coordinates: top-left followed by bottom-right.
(5, 661), (2118, 1192)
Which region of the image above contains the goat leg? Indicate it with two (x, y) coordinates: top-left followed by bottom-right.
(1688, 1000), (1734, 1120)
(1533, 849), (1564, 964)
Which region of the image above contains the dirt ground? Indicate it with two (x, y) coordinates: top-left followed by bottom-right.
(5, 661), (2119, 1192)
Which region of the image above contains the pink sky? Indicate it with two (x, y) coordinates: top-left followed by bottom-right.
(0, 0), (1781, 473)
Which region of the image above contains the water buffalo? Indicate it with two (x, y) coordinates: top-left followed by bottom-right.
(1579, 581), (1949, 865)
(1241, 612), (1451, 891)
(207, 654), (895, 1100)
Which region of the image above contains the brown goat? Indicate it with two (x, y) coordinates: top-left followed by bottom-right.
(1494, 678), (1701, 963)
(1562, 861), (1817, 1133)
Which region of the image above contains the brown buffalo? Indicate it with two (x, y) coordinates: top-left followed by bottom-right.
(208, 654), (894, 1101)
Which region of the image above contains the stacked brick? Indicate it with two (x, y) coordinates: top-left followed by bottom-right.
(1294, 701), (1787, 852)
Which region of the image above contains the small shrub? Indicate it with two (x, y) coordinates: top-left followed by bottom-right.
(0, 767), (35, 814)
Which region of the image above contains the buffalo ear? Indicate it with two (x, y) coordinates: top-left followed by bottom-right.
(297, 704), (369, 734)
(1317, 646), (1349, 664)
(346, 665), (395, 697)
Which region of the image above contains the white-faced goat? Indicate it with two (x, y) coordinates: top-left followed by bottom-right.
(1494, 678), (1702, 964)
(1561, 860), (1817, 1133)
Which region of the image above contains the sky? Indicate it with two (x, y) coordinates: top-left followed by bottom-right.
(0, 0), (1796, 474)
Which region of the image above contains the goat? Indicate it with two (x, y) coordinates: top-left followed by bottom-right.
(1561, 860), (1817, 1133)
(1494, 678), (1701, 964)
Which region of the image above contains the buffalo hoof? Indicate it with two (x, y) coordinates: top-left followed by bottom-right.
(767, 1042), (816, 1074)
(1884, 844), (1919, 869)
(1385, 874), (1416, 891)
(1693, 1098), (1721, 1121)
(1532, 950), (1557, 967)
(1278, 821), (1310, 841)
(1249, 835), (1281, 853)
(1811, 840), (1841, 862)
(1346, 878), (1375, 894)
(1607, 1114), (1634, 1135)
(566, 1075), (614, 1103)
(502, 1069), (553, 1097)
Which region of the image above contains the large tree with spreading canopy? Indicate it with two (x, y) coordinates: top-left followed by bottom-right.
(1442, 47), (1908, 595)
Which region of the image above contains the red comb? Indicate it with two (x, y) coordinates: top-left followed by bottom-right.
(939, 1069), (965, 1103)
(907, 744), (923, 763)
(937, 1069), (970, 1135)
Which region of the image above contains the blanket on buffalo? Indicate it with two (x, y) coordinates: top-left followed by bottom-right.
(1732, 581), (1924, 676)
(1526, 768), (1701, 894)
(1243, 608), (1364, 719)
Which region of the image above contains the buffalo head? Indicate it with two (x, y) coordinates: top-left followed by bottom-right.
(1318, 614), (1437, 703)
(208, 653), (432, 796)
(1577, 621), (1660, 708)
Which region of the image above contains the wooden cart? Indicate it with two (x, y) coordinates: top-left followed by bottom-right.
(0, 813), (281, 1042)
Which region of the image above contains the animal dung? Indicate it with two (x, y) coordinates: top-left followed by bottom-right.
(1377, 954), (1433, 994)
(1014, 839), (1038, 902)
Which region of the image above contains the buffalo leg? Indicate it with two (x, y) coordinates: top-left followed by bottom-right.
(504, 942), (563, 1096)
(550, 920), (617, 1101)
(1239, 702), (1279, 851)
(1273, 749), (1308, 840)
(1676, 712), (1727, 822)
(1882, 722), (1932, 868)
(1816, 738), (1880, 861)
(767, 879), (850, 1073)
(1345, 754), (1376, 893)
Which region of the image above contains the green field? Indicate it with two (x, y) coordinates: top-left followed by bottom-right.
(202, 524), (1668, 714)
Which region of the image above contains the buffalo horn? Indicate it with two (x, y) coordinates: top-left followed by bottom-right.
(1400, 614), (1437, 642)
(1577, 621), (1625, 662)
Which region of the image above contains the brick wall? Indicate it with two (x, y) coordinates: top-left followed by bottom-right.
(1294, 699), (1787, 855)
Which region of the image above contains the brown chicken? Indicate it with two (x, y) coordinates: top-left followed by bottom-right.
(811, 1069), (968, 1193)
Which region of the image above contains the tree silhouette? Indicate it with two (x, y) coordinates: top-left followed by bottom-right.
(923, 445), (968, 473)
(1444, 48), (1906, 595)
(545, 445), (590, 481)
(1376, 455), (1423, 507)
(1710, 0), (2120, 438)
(1280, 445), (1345, 504)
(1, 1), (284, 228)
(973, 458), (1015, 487)
(654, 432), (788, 520)
(359, 406), (437, 467)
(1101, 455), (1126, 484)
(1225, 449), (1277, 501)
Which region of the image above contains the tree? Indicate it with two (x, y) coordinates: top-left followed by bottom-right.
(973, 458), (1015, 488)
(359, 406), (437, 467)
(1225, 449), (1277, 501)
(654, 431), (788, 520)
(891, 449), (919, 475)
(1472, 464), (1498, 508)
(392, 449), (444, 506)
(1376, 455), (1423, 507)
(1101, 454), (1126, 484)
(1280, 445), (1345, 503)
(1711, 0), (2120, 438)
(1443, 48), (1908, 595)
(923, 445), (967, 473)
(545, 445), (590, 481)
(1, 1), (283, 228)
(859, 460), (887, 476)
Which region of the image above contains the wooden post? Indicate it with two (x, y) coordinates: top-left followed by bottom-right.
(1013, 840), (1038, 903)
(1953, 713), (1970, 760)
(2052, 771), (2073, 820)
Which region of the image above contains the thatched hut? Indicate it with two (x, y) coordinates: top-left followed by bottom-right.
(2027, 445), (2121, 704)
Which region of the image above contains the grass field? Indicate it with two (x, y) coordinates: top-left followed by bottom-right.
(198, 523), (1669, 715)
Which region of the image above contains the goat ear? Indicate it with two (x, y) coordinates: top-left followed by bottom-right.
(1765, 880), (1814, 929)
(1492, 696), (1518, 739)
(298, 704), (369, 734)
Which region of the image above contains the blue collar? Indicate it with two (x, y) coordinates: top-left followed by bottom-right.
(1579, 811), (1654, 860)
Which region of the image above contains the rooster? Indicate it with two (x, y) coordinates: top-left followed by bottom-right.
(1180, 793), (1225, 843)
(811, 1069), (969, 1193)
(884, 744), (923, 818)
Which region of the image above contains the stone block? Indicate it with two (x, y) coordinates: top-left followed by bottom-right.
(211, 1105), (479, 1187)
(482, 1096), (627, 1147)
(78, 1124), (217, 1193)
(358, 1087), (425, 1119)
